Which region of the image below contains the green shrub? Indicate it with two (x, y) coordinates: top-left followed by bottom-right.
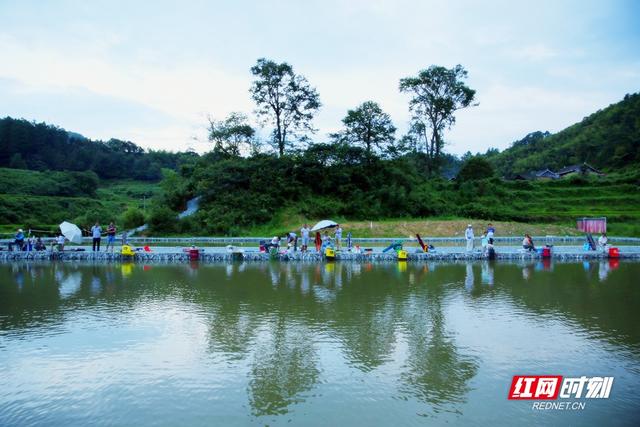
(122, 207), (146, 229)
(457, 157), (495, 181)
(148, 206), (177, 233)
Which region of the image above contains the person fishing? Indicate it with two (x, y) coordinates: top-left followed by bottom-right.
(522, 234), (535, 251)
(465, 224), (475, 252)
(106, 222), (117, 253)
(90, 221), (102, 252)
(300, 224), (310, 252)
(14, 228), (25, 251)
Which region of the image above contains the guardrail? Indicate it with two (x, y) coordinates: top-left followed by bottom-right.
(3, 236), (639, 245)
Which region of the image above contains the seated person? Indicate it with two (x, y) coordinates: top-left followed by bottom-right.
(522, 234), (535, 251)
(321, 232), (332, 250)
(14, 228), (25, 251)
(264, 236), (281, 252)
(35, 237), (46, 251)
(598, 233), (608, 252)
(56, 234), (66, 251)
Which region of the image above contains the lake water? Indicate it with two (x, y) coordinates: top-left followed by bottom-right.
(1, 261), (639, 426)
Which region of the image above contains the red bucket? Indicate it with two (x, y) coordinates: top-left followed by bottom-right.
(189, 248), (200, 260)
(542, 247), (551, 258)
(608, 247), (620, 259)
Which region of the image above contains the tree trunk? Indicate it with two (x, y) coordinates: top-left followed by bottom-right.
(276, 113), (284, 156)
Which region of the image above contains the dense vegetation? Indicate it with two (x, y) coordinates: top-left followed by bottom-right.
(0, 167), (159, 234)
(486, 93), (640, 176)
(151, 146), (640, 236)
(0, 117), (197, 180)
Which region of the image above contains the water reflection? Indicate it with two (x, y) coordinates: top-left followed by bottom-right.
(400, 271), (478, 406)
(249, 322), (319, 416)
(1, 260), (639, 421)
(464, 263), (474, 291)
(481, 261), (494, 286)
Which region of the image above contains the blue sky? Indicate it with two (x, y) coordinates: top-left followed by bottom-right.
(0, 0), (638, 154)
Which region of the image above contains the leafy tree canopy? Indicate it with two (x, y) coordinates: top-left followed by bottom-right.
(208, 112), (256, 157)
(332, 101), (396, 158)
(250, 58), (321, 156)
(399, 65), (476, 173)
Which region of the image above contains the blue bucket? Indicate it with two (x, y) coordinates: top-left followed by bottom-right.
(536, 248), (544, 256)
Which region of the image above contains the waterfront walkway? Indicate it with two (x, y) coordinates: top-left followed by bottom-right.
(1, 244), (639, 263)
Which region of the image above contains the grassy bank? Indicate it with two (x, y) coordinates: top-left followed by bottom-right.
(243, 216), (584, 238)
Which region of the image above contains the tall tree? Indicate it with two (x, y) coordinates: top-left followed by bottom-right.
(399, 65), (476, 173)
(208, 112), (256, 156)
(332, 101), (396, 158)
(249, 58), (321, 156)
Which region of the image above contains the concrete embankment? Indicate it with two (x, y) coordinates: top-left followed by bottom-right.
(1, 245), (639, 263)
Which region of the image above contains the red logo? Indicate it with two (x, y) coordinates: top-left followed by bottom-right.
(508, 376), (562, 400)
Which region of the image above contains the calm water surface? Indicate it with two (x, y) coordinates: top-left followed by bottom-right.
(1, 261), (639, 426)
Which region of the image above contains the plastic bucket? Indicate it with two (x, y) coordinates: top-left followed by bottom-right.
(325, 247), (336, 260)
(542, 247), (551, 258)
(189, 248), (199, 260)
(608, 247), (620, 258)
(121, 245), (135, 256)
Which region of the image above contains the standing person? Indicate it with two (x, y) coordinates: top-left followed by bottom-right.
(486, 223), (495, 239)
(300, 224), (310, 252)
(121, 230), (128, 246)
(486, 238), (496, 260)
(335, 224), (343, 250)
(106, 222), (117, 253)
(465, 224), (474, 252)
(91, 221), (102, 252)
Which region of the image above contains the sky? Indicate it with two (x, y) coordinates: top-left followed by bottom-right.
(0, 0), (638, 155)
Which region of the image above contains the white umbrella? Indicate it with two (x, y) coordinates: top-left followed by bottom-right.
(310, 220), (338, 232)
(59, 221), (83, 244)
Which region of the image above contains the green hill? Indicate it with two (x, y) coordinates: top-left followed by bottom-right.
(0, 116), (198, 180)
(487, 93), (640, 177)
(0, 167), (159, 235)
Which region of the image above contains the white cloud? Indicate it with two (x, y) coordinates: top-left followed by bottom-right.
(447, 84), (616, 153)
(512, 44), (558, 61)
(0, 34), (256, 151)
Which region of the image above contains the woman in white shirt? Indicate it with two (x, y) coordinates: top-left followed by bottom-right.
(598, 233), (608, 252)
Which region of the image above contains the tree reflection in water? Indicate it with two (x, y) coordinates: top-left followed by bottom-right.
(0, 260), (635, 420)
(248, 320), (319, 416)
(399, 263), (478, 408)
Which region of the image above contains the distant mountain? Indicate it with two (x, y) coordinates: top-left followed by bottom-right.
(0, 117), (197, 180)
(66, 131), (88, 141)
(487, 93), (640, 177)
